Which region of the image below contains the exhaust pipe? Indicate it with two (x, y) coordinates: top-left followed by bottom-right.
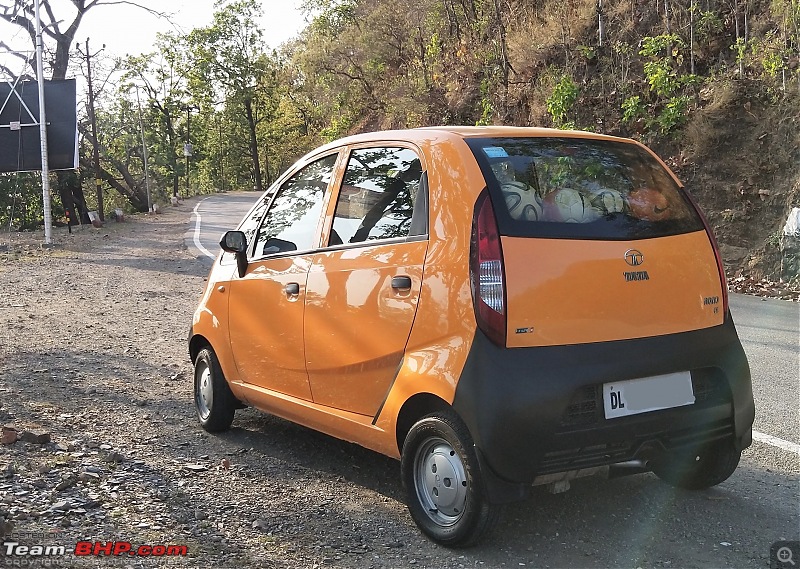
(607, 459), (650, 479)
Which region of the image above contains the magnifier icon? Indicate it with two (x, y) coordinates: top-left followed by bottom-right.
(778, 546), (796, 566)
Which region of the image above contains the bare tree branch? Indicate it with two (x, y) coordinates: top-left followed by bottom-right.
(0, 40), (32, 61)
(0, 9), (36, 48)
(0, 63), (33, 81)
(42, 0), (59, 35)
(88, 0), (170, 20)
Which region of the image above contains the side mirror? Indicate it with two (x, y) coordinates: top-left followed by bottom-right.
(219, 231), (248, 277)
(220, 230), (247, 254)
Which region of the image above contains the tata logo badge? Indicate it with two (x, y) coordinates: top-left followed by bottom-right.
(624, 249), (644, 266)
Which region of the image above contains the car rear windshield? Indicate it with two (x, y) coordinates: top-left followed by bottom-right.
(466, 137), (704, 240)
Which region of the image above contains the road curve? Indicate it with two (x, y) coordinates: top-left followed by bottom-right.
(184, 191), (261, 265)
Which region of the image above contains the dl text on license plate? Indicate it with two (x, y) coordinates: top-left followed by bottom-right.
(603, 372), (695, 419)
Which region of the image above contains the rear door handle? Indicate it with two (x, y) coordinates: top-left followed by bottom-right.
(391, 276), (412, 289)
(285, 282), (300, 295)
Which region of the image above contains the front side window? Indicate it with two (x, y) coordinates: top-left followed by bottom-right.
(468, 138), (703, 240)
(253, 154), (338, 257)
(330, 147), (423, 245)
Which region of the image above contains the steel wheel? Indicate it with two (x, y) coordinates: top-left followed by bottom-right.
(412, 436), (469, 527)
(193, 347), (236, 432)
(195, 357), (214, 421)
(401, 410), (499, 547)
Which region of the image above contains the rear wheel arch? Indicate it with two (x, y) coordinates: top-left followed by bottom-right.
(395, 393), (453, 454)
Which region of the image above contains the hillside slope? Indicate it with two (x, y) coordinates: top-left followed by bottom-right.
(292, 0), (799, 283)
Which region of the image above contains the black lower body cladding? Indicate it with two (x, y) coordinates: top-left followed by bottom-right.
(452, 314), (755, 503)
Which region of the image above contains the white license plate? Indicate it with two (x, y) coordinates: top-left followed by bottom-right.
(603, 371), (695, 419)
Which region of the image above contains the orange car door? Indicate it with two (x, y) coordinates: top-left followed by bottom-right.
(227, 154), (338, 400)
(304, 146), (428, 417)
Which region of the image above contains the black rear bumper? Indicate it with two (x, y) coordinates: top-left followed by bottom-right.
(452, 314), (755, 502)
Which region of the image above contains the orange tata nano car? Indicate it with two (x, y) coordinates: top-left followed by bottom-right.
(189, 126), (755, 546)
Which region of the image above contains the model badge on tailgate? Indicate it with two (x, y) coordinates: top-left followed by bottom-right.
(624, 271), (650, 281)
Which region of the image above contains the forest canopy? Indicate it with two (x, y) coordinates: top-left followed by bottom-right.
(0, 0), (797, 277)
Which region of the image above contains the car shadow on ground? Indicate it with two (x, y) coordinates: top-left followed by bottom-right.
(77, 254), (209, 278)
(222, 410), (403, 501)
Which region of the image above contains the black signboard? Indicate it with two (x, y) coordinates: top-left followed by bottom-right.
(0, 79), (78, 172)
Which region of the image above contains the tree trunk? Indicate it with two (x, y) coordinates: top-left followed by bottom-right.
(164, 113), (180, 199)
(244, 98), (263, 193)
(598, 0), (605, 48)
(99, 158), (148, 211)
(689, 0), (695, 74)
(664, 0), (672, 64)
(56, 170), (90, 224)
(492, 0), (512, 117)
(734, 0), (744, 76)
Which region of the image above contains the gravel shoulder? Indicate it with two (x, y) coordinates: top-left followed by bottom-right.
(0, 199), (434, 568)
(0, 197), (796, 569)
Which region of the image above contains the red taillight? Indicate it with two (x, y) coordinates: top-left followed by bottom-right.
(470, 191), (507, 346)
(683, 188), (729, 315)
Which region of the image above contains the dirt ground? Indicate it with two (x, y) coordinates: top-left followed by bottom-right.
(0, 199), (476, 568)
(0, 196), (794, 569)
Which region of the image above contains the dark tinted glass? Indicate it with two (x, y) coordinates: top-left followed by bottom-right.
(467, 138), (703, 240)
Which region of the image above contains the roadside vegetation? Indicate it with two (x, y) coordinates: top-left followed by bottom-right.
(0, 0), (798, 279)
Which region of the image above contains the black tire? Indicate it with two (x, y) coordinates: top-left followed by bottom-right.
(651, 440), (741, 490)
(193, 347), (236, 432)
(400, 410), (499, 547)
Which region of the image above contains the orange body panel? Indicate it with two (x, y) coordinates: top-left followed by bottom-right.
(234, 380), (393, 455)
(192, 260), (237, 377)
(227, 255), (313, 400)
(503, 231), (724, 347)
(305, 240), (427, 416)
(192, 130), (490, 457)
(372, 135), (486, 448)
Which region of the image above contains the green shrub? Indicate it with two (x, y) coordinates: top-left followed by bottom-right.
(621, 96), (645, 123)
(546, 76), (579, 129)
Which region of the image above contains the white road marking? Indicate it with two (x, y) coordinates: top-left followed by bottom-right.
(192, 198), (216, 260)
(752, 430), (800, 455)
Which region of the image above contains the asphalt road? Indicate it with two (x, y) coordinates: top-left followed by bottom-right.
(187, 190), (799, 567)
(187, 191), (262, 265)
(732, 294), (799, 445)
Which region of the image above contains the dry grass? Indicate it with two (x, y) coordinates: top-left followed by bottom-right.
(684, 80), (743, 158)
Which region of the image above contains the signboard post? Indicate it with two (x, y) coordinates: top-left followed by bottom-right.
(34, 0), (52, 243)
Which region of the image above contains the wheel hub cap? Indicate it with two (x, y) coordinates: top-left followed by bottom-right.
(195, 363), (213, 418)
(414, 438), (468, 524)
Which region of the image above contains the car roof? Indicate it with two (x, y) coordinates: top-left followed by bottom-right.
(415, 126), (628, 141)
(305, 126), (637, 161)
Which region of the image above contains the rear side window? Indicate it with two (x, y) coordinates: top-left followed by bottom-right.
(330, 147), (425, 245)
(467, 138), (703, 240)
